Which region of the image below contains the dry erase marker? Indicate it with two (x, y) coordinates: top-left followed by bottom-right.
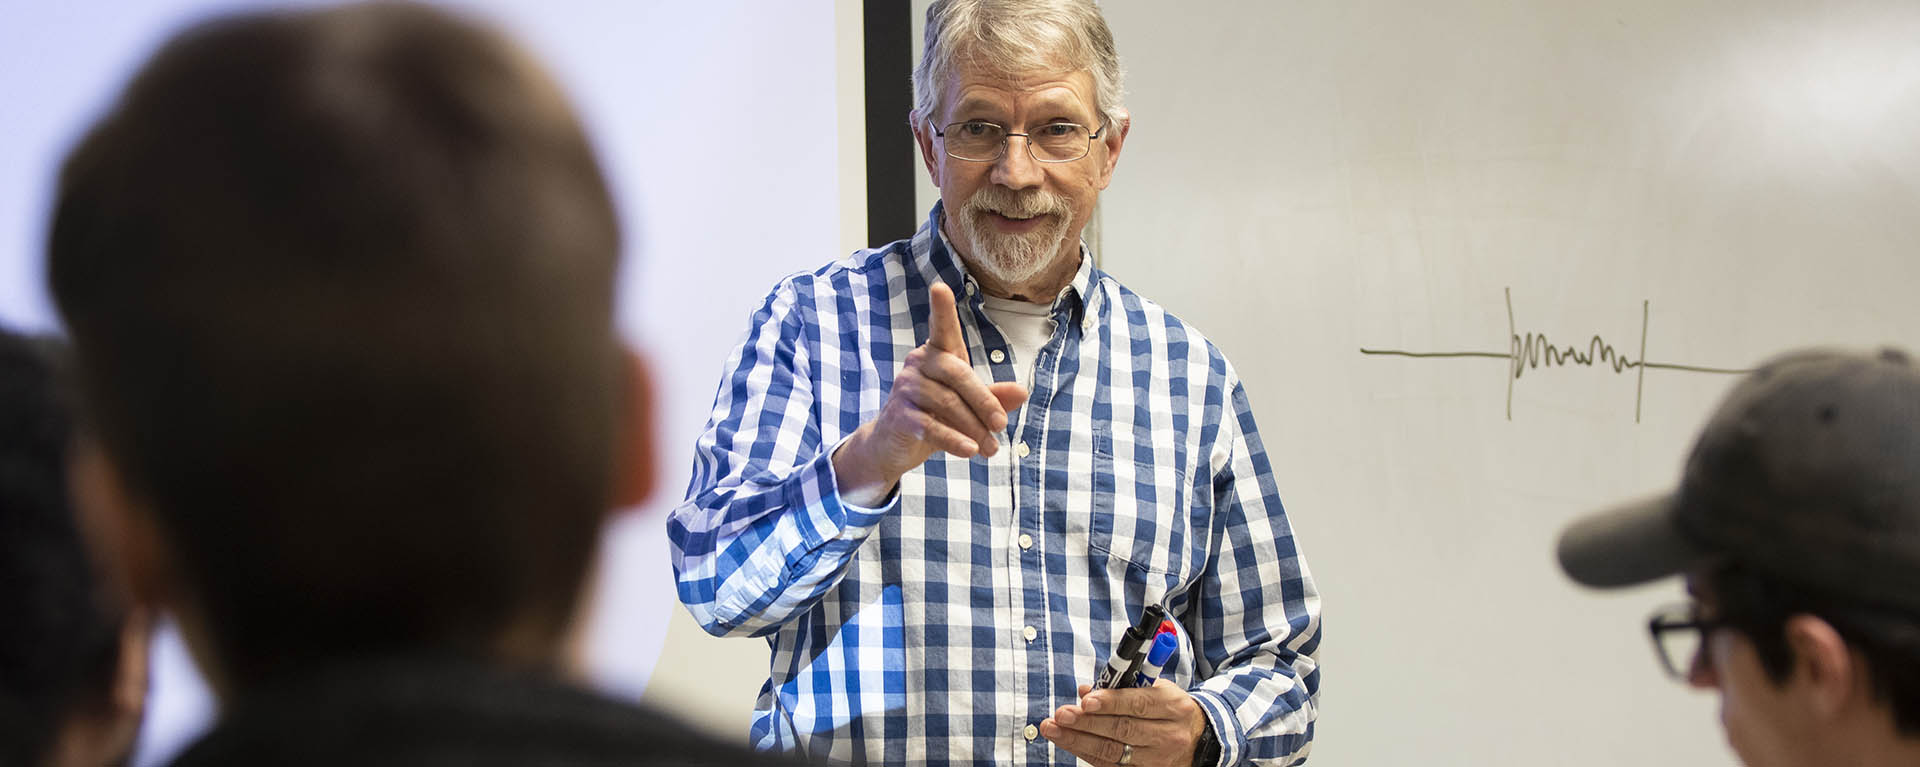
(1132, 630), (1179, 688)
(1095, 603), (1166, 689)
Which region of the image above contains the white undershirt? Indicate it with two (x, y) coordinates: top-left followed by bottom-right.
(979, 294), (1056, 392)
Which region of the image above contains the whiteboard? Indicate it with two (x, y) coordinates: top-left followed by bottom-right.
(0, 1), (857, 761)
(1094, 0), (1920, 764)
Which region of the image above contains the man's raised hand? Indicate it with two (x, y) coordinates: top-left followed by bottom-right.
(832, 282), (1028, 504)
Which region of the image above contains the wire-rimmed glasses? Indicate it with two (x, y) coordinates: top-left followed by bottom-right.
(931, 120), (1105, 163)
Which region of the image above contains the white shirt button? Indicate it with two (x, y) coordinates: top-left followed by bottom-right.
(1023, 625), (1038, 642)
(1023, 724), (1039, 741)
(1018, 533), (1033, 550)
(1015, 441), (1031, 458)
(989, 349), (1006, 364)
(965, 282), (976, 295)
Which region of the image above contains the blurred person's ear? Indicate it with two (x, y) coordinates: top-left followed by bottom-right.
(559, 346), (657, 677)
(44, 608), (151, 767)
(610, 345), (656, 511)
(67, 437), (234, 691)
(1782, 614), (1857, 722)
(108, 608), (151, 746)
(67, 437), (172, 611)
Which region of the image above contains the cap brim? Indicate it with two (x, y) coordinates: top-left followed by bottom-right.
(1556, 493), (1709, 588)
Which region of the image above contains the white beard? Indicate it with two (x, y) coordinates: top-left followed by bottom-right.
(951, 186), (1075, 289)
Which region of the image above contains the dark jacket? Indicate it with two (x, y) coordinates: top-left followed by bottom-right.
(169, 657), (793, 766)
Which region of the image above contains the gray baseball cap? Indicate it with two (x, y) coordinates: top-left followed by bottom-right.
(1558, 347), (1920, 611)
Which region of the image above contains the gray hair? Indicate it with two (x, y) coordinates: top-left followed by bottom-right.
(911, 0), (1126, 132)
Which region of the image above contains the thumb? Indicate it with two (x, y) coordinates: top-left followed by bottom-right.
(990, 381), (1029, 413)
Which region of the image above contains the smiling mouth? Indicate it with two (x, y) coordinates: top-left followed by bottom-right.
(985, 211), (1049, 232)
(987, 210), (1051, 225)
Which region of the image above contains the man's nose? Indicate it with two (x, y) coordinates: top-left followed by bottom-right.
(990, 135), (1044, 190)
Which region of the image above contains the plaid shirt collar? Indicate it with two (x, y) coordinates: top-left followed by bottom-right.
(914, 200), (1104, 329)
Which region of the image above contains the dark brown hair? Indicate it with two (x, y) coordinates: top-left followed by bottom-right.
(0, 329), (125, 764)
(1709, 562), (1920, 735)
(47, 2), (621, 691)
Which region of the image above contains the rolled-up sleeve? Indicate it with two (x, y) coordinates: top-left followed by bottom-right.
(668, 280), (893, 638)
(1187, 379), (1322, 766)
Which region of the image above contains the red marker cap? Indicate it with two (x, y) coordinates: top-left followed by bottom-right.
(1158, 620), (1177, 636)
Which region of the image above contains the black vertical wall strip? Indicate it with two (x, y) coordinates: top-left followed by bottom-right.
(864, 1), (918, 246)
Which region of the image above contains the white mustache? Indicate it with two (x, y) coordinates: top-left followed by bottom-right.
(966, 187), (1070, 220)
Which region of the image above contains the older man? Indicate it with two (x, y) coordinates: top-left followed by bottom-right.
(1559, 348), (1920, 767)
(670, 1), (1321, 765)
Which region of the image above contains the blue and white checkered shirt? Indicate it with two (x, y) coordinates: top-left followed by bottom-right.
(669, 204), (1321, 766)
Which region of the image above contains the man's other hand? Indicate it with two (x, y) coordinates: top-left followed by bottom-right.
(832, 282), (1027, 503)
(1040, 681), (1209, 767)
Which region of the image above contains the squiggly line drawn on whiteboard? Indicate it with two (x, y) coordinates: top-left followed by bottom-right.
(1359, 287), (1753, 422)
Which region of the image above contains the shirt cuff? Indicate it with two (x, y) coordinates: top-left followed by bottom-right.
(1188, 689), (1242, 767)
(814, 433), (898, 530)
(767, 441), (898, 592)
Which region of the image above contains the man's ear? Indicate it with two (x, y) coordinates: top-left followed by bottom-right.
(1783, 614), (1858, 720)
(609, 345), (657, 510)
(913, 114), (944, 186)
(68, 436), (172, 610)
(1092, 109), (1129, 190)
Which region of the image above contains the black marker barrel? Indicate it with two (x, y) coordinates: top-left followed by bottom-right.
(1095, 604), (1166, 690)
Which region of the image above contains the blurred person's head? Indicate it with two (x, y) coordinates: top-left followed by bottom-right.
(1559, 348), (1920, 767)
(46, 1), (652, 700)
(1671, 561), (1920, 767)
(0, 328), (148, 767)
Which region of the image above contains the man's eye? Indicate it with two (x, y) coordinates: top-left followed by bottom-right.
(960, 122), (995, 137)
(1039, 124), (1077, 137)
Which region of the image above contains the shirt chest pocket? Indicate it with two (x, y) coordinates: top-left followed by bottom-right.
(1063, 422), (1195, 588)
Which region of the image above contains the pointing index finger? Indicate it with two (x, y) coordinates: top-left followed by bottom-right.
(927, 282), (968, 359)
